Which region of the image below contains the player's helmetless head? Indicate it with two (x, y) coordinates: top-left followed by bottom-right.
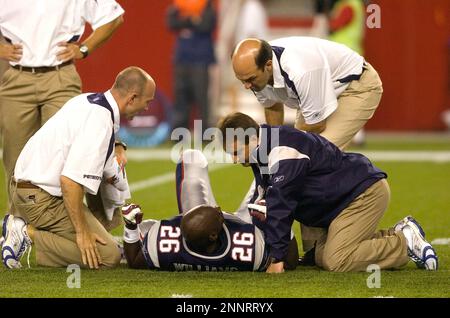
(217, 112), (259, 166)
(112, 66), (156, 120)
(181, 205), (224, 254)
(231, 38), (273, 92)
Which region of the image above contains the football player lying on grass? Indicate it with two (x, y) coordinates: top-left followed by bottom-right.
(122, 204), (299, 272)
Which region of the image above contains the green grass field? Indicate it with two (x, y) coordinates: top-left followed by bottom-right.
(0, 136), (449, 298)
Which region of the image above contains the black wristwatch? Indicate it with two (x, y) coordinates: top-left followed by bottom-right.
(115, 140), (127, 151)
(79, 44), (89, 59)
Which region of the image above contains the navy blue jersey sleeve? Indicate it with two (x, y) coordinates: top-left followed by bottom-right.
(265, 157), (309, 260)
(265, 186), (297, 260)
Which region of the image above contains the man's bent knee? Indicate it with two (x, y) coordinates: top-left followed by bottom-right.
(322, 253), (350, 272)
(101, 244), (121, 268)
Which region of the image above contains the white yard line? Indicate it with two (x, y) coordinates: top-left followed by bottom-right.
(125, 149), (450, 163)
(129, 171), (175, 192)
(361, 151), (450, 163)
(1, 148), (450, 162)
(431, 238), (450, 245)
(171, 293), (193, 298)
(129, 164), (227, 192)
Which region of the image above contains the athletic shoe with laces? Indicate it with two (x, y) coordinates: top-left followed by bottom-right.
(400, 217), (438, 271)
(393, 215), (425, 237)
(1, 214), (33, 269)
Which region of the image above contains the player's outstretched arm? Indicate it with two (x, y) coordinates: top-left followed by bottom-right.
(123, 242), (147, 269)
(122, 204), (147, 269)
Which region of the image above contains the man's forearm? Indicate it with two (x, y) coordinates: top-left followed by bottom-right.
(60, 176), (88, 234)
(81, 15), (124, 54)
(297, 120), (326, 134)
(124, 241), (147, 269)
(264, 103), (284, 125)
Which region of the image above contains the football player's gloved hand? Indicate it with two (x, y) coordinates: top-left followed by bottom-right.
(122, 204), (143, 228)
(248, 200), (266, 222)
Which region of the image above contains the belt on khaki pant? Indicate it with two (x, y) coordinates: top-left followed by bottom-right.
(13, 181), (40, 189)
(11, 60), (73, 74)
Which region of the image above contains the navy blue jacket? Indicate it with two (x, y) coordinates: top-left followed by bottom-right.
(249, 125), (386, 260)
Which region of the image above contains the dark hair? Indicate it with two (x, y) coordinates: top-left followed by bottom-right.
(255, 39), (272, 70)
(217, 112), (259, 146)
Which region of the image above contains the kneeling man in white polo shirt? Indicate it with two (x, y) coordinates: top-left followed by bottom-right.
(2, 66), (156, 269)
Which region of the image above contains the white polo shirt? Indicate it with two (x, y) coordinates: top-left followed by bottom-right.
(255, 36), (365, 124)
(0, 0), (124, 67)
(14, 90), (120, 197)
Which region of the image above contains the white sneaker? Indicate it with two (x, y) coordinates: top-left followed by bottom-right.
(1, 215), (33, 269)
(401, 217), (438, 271)
(394, 216), (425, 237)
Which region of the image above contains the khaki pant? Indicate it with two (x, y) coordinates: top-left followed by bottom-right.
(295, 63), (383, 252)
(11, 186), (121, 268)
(313, 179), (409, 272)
(0, 65), (81, 205)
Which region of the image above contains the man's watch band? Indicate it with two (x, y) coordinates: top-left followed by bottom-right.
(79, 44), (89, 59)
(115, 140), (127, 150)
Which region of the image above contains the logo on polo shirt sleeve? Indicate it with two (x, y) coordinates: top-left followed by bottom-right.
(83, 174), (102, 180)
(312, 110), (324, 120)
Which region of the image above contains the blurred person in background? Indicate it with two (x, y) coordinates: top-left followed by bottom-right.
(167, 0), (217, 135)
(228, 0), (269, 112)
(314, 0), (367, 145)
(328, 0), (367, 146)
(328, 0), (365, 55)
(234, 0), (269, 44)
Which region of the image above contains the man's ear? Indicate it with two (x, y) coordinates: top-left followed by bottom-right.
(265, 59), (272, 71)
(126, 91), (138, 105)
